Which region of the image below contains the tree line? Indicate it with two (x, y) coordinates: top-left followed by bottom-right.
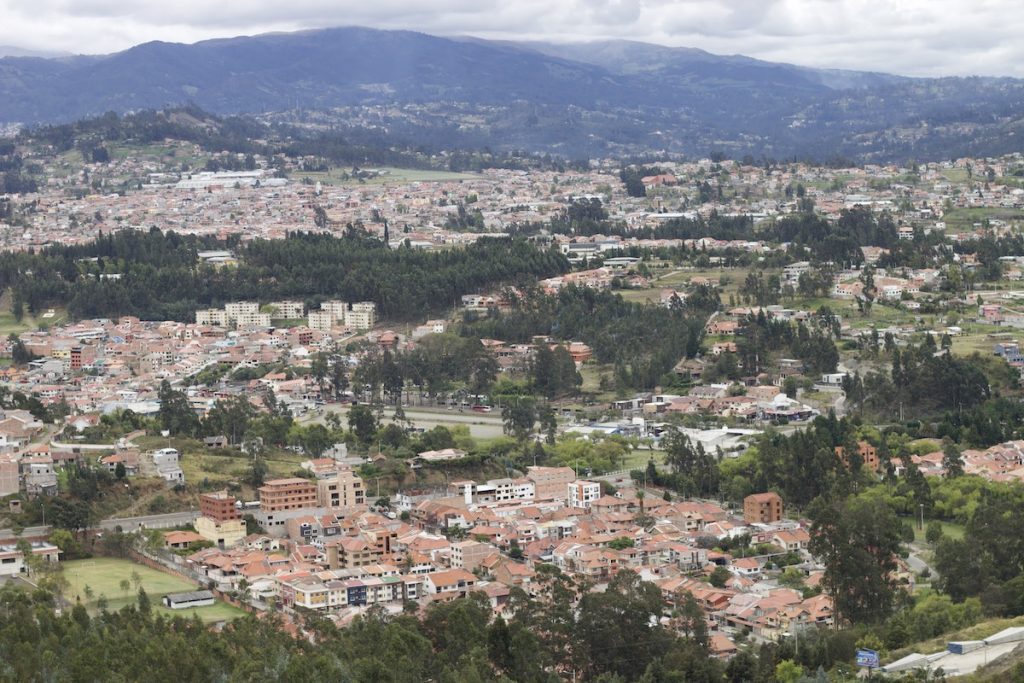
(1, 229), (569, 322)
(460, 285), (713, 391)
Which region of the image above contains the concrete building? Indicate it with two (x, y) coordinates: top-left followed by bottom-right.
(259, 478), (318, 513)
(150, 448), (185, 486)
(0, 454), (19, 497)
(345, 302), (377, 330)
(568, 480), (602, 509)
(527, 466), (576, 501)
(744, 492), (783, 524)
(316, 470), (366, 509)
(270, 301), (305, 319)
(450, 540), (496, 571)
(0, 541), (60, 576)
(195, 490), (246, 549)
(307, 310), (334, 331)
(195, 308), (228, 326)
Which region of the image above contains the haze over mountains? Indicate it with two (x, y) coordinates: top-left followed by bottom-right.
(2, 26), (1023, 161)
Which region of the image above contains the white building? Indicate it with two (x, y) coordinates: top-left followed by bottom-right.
(270, 301), (306, 319)
(567, 480), (601, 509)
(307, 311), (335, 331)
(320, 300), (349, 322)
(345, 302), (377, 330)
(195, 308), (228, 326)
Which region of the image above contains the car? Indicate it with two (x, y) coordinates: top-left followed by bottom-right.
(471, 405), (492, 413)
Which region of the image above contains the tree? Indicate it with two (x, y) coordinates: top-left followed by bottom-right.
(708, 565), (731, 588)
(249, 455), (268, 488)
(662, 428), (718, 498)
(348, 404), (378, 445)
(775, 660), (804, 683)
(942, 439), (964, 478)
(157, 380), (199, 436)
(114, 461), (126, 480)
(501, 397), (536, 442)
(925, 520), (944, 545)
(808, 496), (902, 625)
(575, 571), (671, 679)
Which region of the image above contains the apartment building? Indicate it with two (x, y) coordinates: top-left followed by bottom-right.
(195, 308), (228, 326)
(345, 302), (377, 330)
(316, 470), (366, 509)
(526, 466), (576, 501)
(195, 490), (246, 548)
(307, 310), (334, 331)
(259, 478), (318, 513)
(320, 300), (349, 322)
(270, 301), (305, 319)
(744, 492), (783, 524)
(568, 480), (602, 509)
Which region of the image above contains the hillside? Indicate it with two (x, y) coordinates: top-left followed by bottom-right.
(2, 27), (1024, 161)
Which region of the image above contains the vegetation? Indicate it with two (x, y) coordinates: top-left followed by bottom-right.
(1, 229), (568, 322)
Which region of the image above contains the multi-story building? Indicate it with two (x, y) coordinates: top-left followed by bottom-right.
(233, 311), (272, 328)
(744, 492), (783, 524)
(270, 301), (305, 319)
(320, 300), (349, 323)
(259, 478), (319, 513)
(195, 308), (228, 326)
(325, 537), (375, 569)
(345, 302), (377, 330)
(316, 470), (366, 509)
(568, 480), (602, 509)
(195, 490), (246, 548)
(526, 466), (576, 501)
(224, 302), (260, 320)
(449, 540), (496, 571)
(0, 454), (19, 497)
(307, 310), (334, 331)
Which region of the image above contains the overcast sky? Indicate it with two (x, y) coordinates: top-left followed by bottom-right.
(1, 0), (1021, 78)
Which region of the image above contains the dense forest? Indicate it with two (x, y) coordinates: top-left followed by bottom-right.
(0, 229), (569, 322)
(460, 286), (714, 390)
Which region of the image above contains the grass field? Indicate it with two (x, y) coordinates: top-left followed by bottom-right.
(942, 206), (1024, 230)
(902, 517), (966, 543)
(63, 558), (244, 623)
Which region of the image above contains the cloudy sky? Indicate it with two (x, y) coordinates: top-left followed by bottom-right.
(1, 0), (1021, 78)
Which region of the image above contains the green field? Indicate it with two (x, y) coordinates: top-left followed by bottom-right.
(942, 206), (1024, 230)
(63, 558), (244, 623)
(902, 517), (966, 543)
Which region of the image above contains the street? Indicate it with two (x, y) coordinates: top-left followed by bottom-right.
(307, 403), (508, 439)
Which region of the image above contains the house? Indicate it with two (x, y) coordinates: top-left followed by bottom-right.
(204, 436), (229, 449)
(423, 568), (477, 599)
(771, 528), (811, 553)
(164, 530), (206, 550)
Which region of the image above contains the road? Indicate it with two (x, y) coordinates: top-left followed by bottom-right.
(307, 404), (507, 439)
(96, 511), (199, 532)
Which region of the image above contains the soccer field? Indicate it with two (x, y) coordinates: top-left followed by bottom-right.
(63, 558), (244, 623)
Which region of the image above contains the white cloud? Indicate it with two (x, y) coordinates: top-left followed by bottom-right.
(0, 0), (1022, 77)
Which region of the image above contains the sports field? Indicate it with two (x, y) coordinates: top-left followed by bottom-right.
(63, 558), (244, 622)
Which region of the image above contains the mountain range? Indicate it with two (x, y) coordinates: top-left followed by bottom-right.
(2, 26), (1023, 161)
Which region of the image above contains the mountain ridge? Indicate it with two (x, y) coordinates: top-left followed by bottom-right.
(2, 26), (1023, 161)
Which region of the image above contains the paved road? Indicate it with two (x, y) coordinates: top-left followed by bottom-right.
(307, 404), (507, 439)
(0, 525), (52, 541)
(97, 511), (199, 531)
